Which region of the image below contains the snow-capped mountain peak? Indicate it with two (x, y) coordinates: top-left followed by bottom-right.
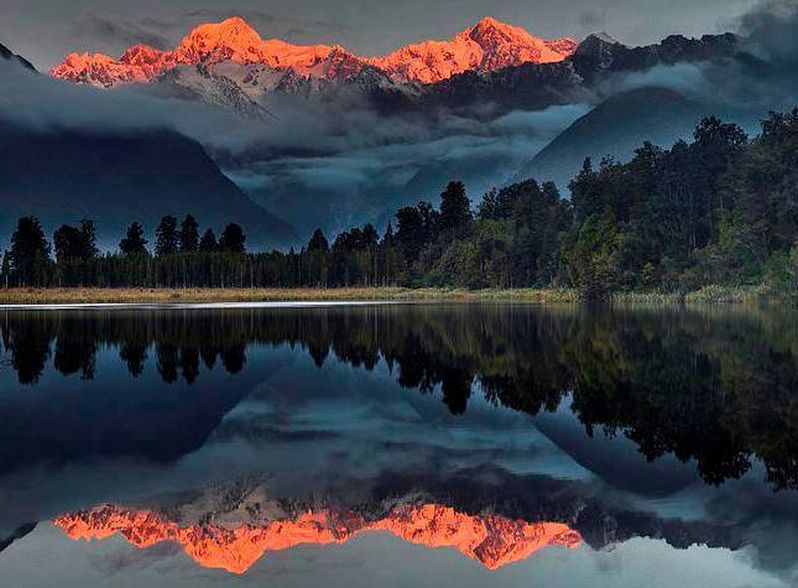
(50, 16), (577, 88)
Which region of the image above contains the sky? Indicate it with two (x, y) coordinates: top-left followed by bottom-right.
(1, 0), (761, 70)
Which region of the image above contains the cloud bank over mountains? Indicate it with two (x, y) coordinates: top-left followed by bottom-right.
(2, 3), (798, 239)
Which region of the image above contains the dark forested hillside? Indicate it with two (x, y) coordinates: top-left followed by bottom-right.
(1, 111), (796, 299)
(0, 120), (297, 250)
(513, 88), (715, 189)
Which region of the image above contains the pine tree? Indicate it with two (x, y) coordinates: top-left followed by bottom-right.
(199, 229), (219, 253)
(9, 217), (51, 287)
(220, 223), (246, 253)
(179, 215), (200, 253)
(439, 180), (472, 235)
(1, 250), (11, 288)
(362, 224), (379, 285)
(396, 204), (437, 264)
(378, 223), (400, 286)
(53, 219), (98, 264)
(306, 228), (330, 286)
(307, 228), (329, 253)
(79, 220), (99, 260)
(155, 216), (179, 257)
(119, 222), (148, 255)
(53, 225), (82, 263)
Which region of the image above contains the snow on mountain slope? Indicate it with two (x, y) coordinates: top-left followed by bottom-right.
(369, 17), (575, 83)
(51, 16), (576, 88)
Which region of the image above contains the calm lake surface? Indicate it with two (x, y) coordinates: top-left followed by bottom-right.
(0, 303), (796, 588)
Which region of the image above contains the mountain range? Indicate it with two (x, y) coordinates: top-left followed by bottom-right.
(1, 15), (769, 245)
(49, 17), (745, 120)
(0, 47), (297, 249)
(50, 16), (577, 87)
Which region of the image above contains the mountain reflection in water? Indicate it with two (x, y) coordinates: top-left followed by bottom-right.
(0, 304), (796, 586)
(54, 501), (580, 573)
(0, 304), (795, 489)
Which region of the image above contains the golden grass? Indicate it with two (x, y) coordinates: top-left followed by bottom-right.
(0, 285), (787, 306)
(0, 287), (580, 305)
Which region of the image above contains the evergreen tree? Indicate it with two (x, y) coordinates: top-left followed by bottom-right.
(53, 225), (82, 263)
(199, 229), (219, 253)
(307, 228), (329, 253)
(377, 224), (398, 285)
(306, 228), (330, 286)
(569, 158), (602, 222)
(396, 202), (438, 264)
(438, 180), (472, 235)
(53, 220), (98, 263)
(155, 216), (179, 257)
(80, 220), (99, 260)
(219, 223), (246, 253)
(567, 211), (624, 301)
(119, 222), (148, 255)
(417, 202), (440, 241)
(692, 116), (748, 223)
(1, 250), (10, 288)
(179, 214), (200, 253)
(361, 224), (380, 285)
(726, 110), (798, 253)
(9, 217), (51, 287)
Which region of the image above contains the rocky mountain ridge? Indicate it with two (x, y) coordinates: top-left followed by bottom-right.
(50, 16), (576, 88)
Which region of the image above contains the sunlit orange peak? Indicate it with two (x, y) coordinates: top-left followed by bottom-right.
(369, 16), (577, 83)
(50, 16), (577, 87)
(53, 503), (581, 574)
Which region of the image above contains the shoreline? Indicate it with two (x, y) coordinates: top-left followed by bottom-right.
(0, 285), (790, 307)
(0, 287), (576, 306)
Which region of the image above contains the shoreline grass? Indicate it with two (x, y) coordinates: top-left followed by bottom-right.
(0, 286), (575, 305)
(0, 285), (791, 306)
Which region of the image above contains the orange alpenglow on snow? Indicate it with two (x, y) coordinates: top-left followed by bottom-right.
(368, 17), (577, 83)
(50, 16), (577, 87)
(53, 503), (582, 574)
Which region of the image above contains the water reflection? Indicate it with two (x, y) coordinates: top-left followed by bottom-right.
(46, 461), (747, 576)
(0, 304), (796, 586)
(54, 501), (581, 573)
(1, 305), (795, 489)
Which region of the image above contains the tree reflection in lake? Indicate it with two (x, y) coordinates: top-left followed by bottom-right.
(0, 304), (795, 490)
(1, 304), (798, 587)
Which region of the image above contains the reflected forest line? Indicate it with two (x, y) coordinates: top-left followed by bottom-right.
(1, 305), (796, 490)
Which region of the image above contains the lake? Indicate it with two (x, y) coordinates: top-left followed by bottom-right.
(0, 303), (796, 587)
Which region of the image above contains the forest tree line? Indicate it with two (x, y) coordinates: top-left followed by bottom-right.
(1, 110), (797, 299)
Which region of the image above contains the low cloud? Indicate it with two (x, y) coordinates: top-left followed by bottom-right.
(10, 1), (798, 238)
(0, 58), (588, 235)
(739, 0), (798, 65)
(586, 0), (798, 135)
(614, 63), (713, 99)
(0, 60), (272, 152)
(228, 101), (589, 234)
